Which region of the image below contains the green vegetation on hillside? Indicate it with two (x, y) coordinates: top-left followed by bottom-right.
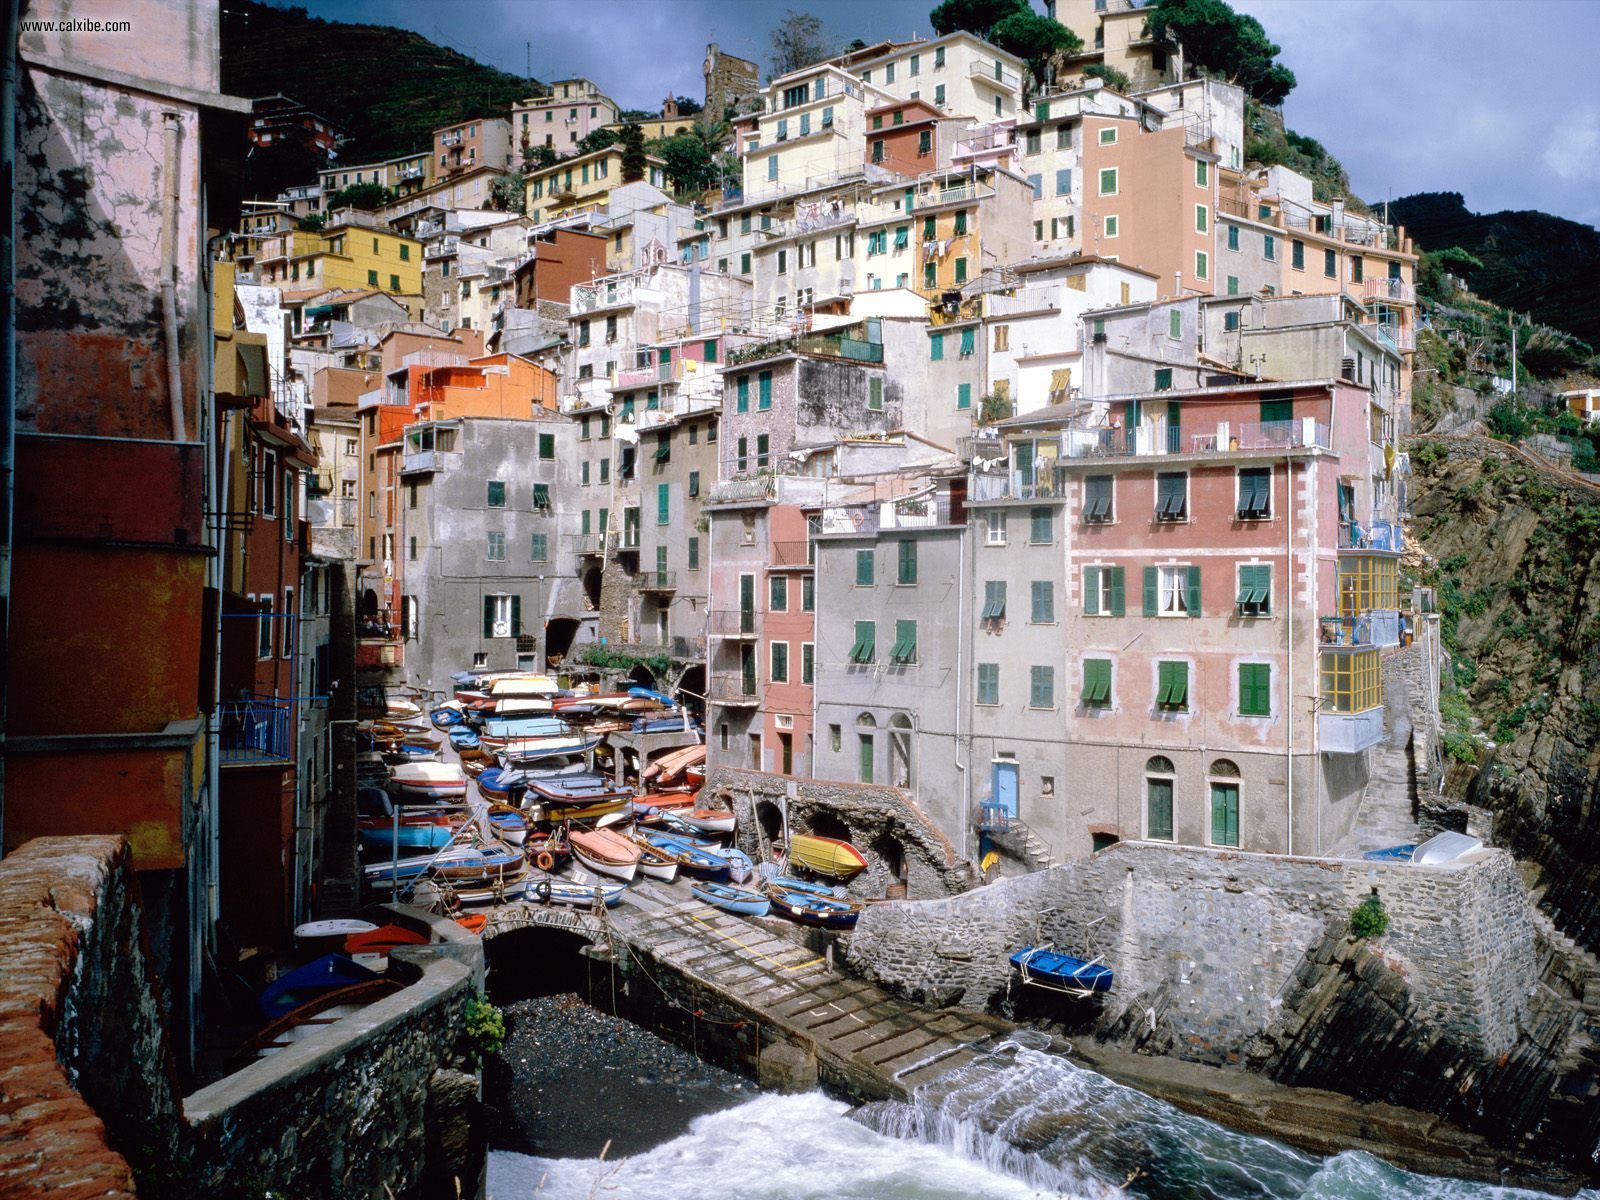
(1144, 0), (1295, 105)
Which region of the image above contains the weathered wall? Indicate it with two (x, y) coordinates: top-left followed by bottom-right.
(0, 836), (179, 1198)
(704, 765), (974, 898)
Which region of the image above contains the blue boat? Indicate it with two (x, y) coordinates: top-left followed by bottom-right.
(357, 819), (455, 853)
(481, 715), (568, 742)
(524, 874), (626, 909)
(690, 880), (770, 917)
(477, 766), (526, 802)
(1362, 844), (1418, 863)
(430, 706), (465, 729)
(628, 686), (677, 707)
(449, 727), (481, 750)
(767, 875), (845, 898)
(1009, 946), (1114, 996)
(636, 829), (732, 877)
(767, 885), (860, 929)
(258, 954), (380, 1018)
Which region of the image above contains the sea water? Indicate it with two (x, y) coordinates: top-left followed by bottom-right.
(487, 1040), (1597, 1200)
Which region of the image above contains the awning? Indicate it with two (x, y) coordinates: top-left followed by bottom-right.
(890, 630), (916, 663)
(654, 440), (671, 461)
(848, 628), (875, 663)
(237, 342), (269, 396)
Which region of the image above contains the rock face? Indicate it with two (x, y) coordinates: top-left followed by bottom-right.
(1407, 435), (1600, 953)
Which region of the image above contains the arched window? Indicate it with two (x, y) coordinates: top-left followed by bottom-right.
(1145, 756), (1175, 841)
(856, 713), (876, 783)
(889, 713), (914, 789)
(1208, 759), (1240, 847)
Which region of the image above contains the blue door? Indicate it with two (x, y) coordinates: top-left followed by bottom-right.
(991, 759), (1019, 820)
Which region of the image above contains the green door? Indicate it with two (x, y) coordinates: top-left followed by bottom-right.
(1210, 782), (1240, 846)
(740, 644), (756, 695)
(739, 574), (755, 634)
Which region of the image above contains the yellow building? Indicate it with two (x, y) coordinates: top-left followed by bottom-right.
(318, 150), (434, 199)
(257, 222), (423, 298)
(525, 145), (668, 222)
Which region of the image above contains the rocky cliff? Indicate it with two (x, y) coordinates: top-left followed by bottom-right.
(1406, 434), (1600, 953)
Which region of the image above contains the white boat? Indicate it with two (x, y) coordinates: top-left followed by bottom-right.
(525, 873), (627, 909)
(568, 828), (640, 882)
(678, 807), (737, 835)
(488, 675), (561, 698)
(389, 761), (468, 799)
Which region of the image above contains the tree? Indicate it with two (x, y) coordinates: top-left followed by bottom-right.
(521, 142), (560, 170)
(654, 119), (733, 197)
(296, 212), (326, 232)
(1145, 0), (1297, 106)
(769, 9), (830, 78)
(929, 0), (1028, 39)
(489, 170), (526, 214)
(673, 95), (704, 115)
(618, 122), (648, 183)
(989, 9), (1081, 96)
(1082, 62), (1131, 92)
(325, 181), (394, 211)
(576, 127), (622, 157)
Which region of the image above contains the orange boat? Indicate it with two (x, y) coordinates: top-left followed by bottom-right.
(453, 913), (488, 936)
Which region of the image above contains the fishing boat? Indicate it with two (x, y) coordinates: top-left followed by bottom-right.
(257, 954), (380, 1018)
(385, 698), (422, 720)
(636, 829), (749, 881)
(690, 881), (769, 917)
(448, 727), (481, 751)
(240, 979), (402, 1063)
(789, 834), (868, 881)
(1009, 946), (1114, 996)
(525, 829), (570, 873)
(477, 715), (568, 752)
(429, 705), (465, 729)
(765, 875), (844, 898)
(524, 772), (634, 821)
(766, 884), (861, 929)
(486, 804), (530, 845)
(453, 912), (488, 936)
(644, 744), (706, 786)
(492, 697), (556, 718)
(634, 791), (698, 815)
(357, 811), (456, 853)
(389, 762), (468, 801)
(677, 803), (736, 835)
(567, 828), (641, 882)
(487, 675), (561, 699)
(386, 739), (443, 763)
(684, 763), (706, 789)
(525, 873), (627, 909)
(343, 923), (429, 956)
(476, 766), (527, 804)
(629, 839), (680, 883)
(362, 841), (524, 889)
(498, 732), (603, 764)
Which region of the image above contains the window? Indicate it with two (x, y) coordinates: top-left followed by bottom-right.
(1029, 666), (1055, 709)
(776, 249), (787, 275)
(1025, 129), (1041, 155)
(1030, 580), (1055, 623)
(954, 257), (968, 284)
(1155, 472), (1187, 521)
(756, 434), (770, 467)
(897, 539), (917, 584)
(981, 580), (1006, 621)
(409, 535), (418, 561)
(917, 129), (932, 156)
(389, 274), (400, 292)
(929, 332), (944, 361)
(758, 371), (773, 410)
(802, 642), (815, 685)
(869, 378), (884, 411)
(1224, 309), (1241, 332)
(1325, 248), (1337, 278)
(1239, 663), (1271, 716)
(1210, 760), (1241, 846)
(483, 593), (518, 638)
(686, 469), (700, 499)
(1195, 159), (1209, 187)
(536, 432), (555, 460)
(1227, 275), (1240, 296)
(1227, 225), (1239, 252)
(1321, 647), (1382, 712)
(934, 83), (946, 106)
(1098, 167), (1118, 195)
(848, 620), (876, 663)
(1168, 308), (1182, 340)
(1055, 168), (1071, 196)
(855, 549), (874, 586)
(1147, 564), (1200, 616)
(1084, 475), (1113, 523)
(1029, 506), (1052, 544)
(531, 532), (548, 561)
(924, 262), (937, 288)
(1237, 467), (1272, 520)
(656, 482), (670, 524)
(1264, 234), (1276, 261)
(687, 536), (700, 571)
(977, 662), (999, 705)
(740, 252), (752, 274)
(985, 510), (1006, 545)
(256, 594), (273, 658)
(1083, 565), (1125, 616)
(1083, 659), (1112, 708)
(1236, 563), (1271, 617)
(486, 531), (506, 561)
(1156, 660), (1189, 710)
(890, 619), (917, 664)
(770, 575), (788, 612)
(581, 461), (591, 487)
(736, 375), (750, 413)
(768, 154), (779, 181)
(1104, 215), (1119, 238)
(600, 458), (610, 484)
(858, 717), (875, 783)
(1291, 239), (1305, 270)
(1145, 756), (1174, 839)
(1195, 250), (1208, 281)
(368, 269), (379, 287)
(957, 383), (972, 409)
(771, 641), (789, 684)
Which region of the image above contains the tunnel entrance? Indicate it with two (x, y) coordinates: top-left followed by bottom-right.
(483, 925), (597, 1005)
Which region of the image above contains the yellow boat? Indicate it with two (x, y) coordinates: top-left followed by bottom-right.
(788, 834), (868, 880)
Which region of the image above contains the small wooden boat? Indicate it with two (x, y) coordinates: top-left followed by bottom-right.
(634, 791), (698, 815)
(293, 918), (377, 956)
(488, 675), (561, 698)
(1009, 946), (1114, 996)
(767, 884), (861, 929)
(678, 804), (736, 835)
(486, 803), (529, 845)
(385, 698), (422, 719)
(476, 766), (527, 804)
(448, 727), (481, 751)
(690, 881), (769, 917)
(568, 828), (640, 882)
(241, 979), (402, 1062)
(629, 838), (680, 882)
(390, 762), (468, 800)
(344, 923), (429, 956)
(498, 732), (603, 763)
(685, 763), (706, 788)
(524, 772), (634, 821)
(453, 912), (488, 936)
(362, 841), (523, 888)
(636, 829), (747, 881)
(644, 744), (706, 784)
(493, 698), (555, 717)
(789, 834), (868, 880)
(358, 812), (455, 852)
(258, 954), (380, 1018)
(443, 868), (530, 905)
(525, 873), (626, 908)
(429, 705), (465, 729)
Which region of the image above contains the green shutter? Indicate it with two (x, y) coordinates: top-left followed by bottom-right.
(758, 371), (772, 409)
(856, 549), (874, 586)
(510, 594), (522, 636)
(930, 333), (943, 361)
(899, 539), (917, 584)
(1084, 566), (1100, 615)
(539, 433), (555, 459)
(957, 383), (971, 409)
(1031, 580), (1053, 623)
(1143, 566), (1158, 616)
(892, 619), (917, 663)
(657, 483), (670, 524)
(483, 595), (494, 639)
(1187, 564), (1202, 617)
(737, 376), (749, 412)
(1240, 663), (1270, 715)
(1109, 567), (1126, 616)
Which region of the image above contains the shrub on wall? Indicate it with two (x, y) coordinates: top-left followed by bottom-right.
(1349, 894), (1390, 940)
(460, 993), (505, 1065)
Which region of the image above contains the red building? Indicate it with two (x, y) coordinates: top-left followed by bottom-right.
(249, 93), (343, 156)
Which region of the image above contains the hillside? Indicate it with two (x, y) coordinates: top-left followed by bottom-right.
(221, 1), (536, 168)
(1391, 192), (1600, 348)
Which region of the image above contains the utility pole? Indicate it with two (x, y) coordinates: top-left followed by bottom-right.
(1511, 314), (1518, 397)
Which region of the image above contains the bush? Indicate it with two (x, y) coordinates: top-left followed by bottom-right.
(460, 993), (505, 1065)
(1486, 401), (1530, 441)
(1349, 895), (1390, 939)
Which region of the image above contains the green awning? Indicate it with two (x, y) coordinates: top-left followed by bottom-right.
(981, 596), (1006, 620)
(890, 634), (916, 663)
(654, 441), (671, 461)
(848, 631), (875, 663)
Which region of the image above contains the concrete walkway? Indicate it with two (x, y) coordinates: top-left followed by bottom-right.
(1330, 643), (1424, 858)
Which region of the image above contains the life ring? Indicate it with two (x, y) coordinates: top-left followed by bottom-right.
(534, 879), (553, 904)
(535, 850), (555, 872)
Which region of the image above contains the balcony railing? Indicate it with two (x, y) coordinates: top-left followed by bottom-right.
(707, 609), (760, 638)
(1319, 707), (1385, 755)
(969, 59), (1022, 90)
(1339, 519), (1403, 552)
(572, 532), (612, 556)
(1364, 278), (1415, 304)
(913, 182), (993, 210)
(218, 696), (292, 764)
(637, 570), (677, 592)
(1187, 420), (1332, 454)
(968, 467), (1069, 502)
(708, 677), (760, 705)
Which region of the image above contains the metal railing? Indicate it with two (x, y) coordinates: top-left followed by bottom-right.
(1319, 614), (1375, 648)
(1188, 420), (1332, 454)
(218, 696), (292, 764)
(1338, 519), (1403, 552)
(708, 676), (760, 704)
(707, 609), (760, 637)
(913, 182), (993, 210)
(969, 466), (1069, 502)
(1364, 278), (1415, 303)
(968, 60), (1021, 90)
(637, 569), (677, 591)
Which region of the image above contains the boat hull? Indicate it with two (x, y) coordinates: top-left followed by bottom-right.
(789, 834), (868, 880)
(690, 881), (769, 917)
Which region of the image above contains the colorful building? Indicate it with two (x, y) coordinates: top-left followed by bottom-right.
(513, 79), (619, 153)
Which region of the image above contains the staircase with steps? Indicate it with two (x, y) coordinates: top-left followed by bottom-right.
(1330, 643), (1425, 857)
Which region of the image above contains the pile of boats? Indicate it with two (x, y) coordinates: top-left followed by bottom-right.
(356, 672), (872, 930)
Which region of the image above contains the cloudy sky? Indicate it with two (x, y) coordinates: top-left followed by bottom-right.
(292, 0), (1600, 227)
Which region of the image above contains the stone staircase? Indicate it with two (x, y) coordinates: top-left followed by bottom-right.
(1331, 644), (1425, 857)
(1527, 902), (1600, 1021)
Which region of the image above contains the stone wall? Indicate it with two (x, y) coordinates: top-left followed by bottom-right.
(0, 835), (177, 1198)
(182, 906), (484, 1199)
(704, 766), (975, 899)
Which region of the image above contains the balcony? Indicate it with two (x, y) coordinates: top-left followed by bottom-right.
(770, 540), (814, 569)
(1339, 519), (1403, 553)
(1320, 610), (1400, 648)
(399, 165), (426, 182)
(440, 131), (463, 146)
(1319, 707), (1385, 755)
(1364, 278), (1415, 304)
(708, 677), (760, 706)
(424, 238), (459, 260)
(617, 524), (641, 552)
(637, 569), (678, 593)
(218, 696), (292, 765)
(969, 466), (1069, 503)
(707, 609), (760, 639)
(401, 448), (453, 475)
(913, 181), (994, 210)
(573, 532), (611, 556)
(968, 60), (1022, 91)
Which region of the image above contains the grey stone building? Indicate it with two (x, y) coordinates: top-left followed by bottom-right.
(396, 413), (588, 695)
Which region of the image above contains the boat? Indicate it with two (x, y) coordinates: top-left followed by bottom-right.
(257, 954), (381, 1018)
(1009, 946), (1114, 996)
(766, 884), (861, 929)
(644, 744), (706, 785)
(487, 675), (561, 699)
(678, 804), (737, 835)
(634, 791), (699, 815)
(498, 732), (603, 764)
(385, 698), (422, 719)
(429, 705), (465, 729)
(240, 979), (402, 1062)
(386, 741), (443, 763)
(293, 918), (377, 956)
(789, 834), (869, 881)
(525, 873), (627, 909)
(525, 830), (571, 873)
(493, 698), (555, 717)
(453, 912), (488, 936)
(638, 809), (721, 839)
(636, 829), (746, 881)
(765, 875), (844, 898)
(568, 828), (641, 882)
(389, 762), (468, 801)
(448, 727), (481, 751)
(690, 881), (770, 917)
(343, 923), (429, 956)
(684, 763), (706, 788)
(476, 766), (527, 804)
(362, 841), (524, 889)
(357, 812), (456, 853)
(524, 772), (634, 821)
(486, 804), (530, 845)
(629, 839), (680, 883)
